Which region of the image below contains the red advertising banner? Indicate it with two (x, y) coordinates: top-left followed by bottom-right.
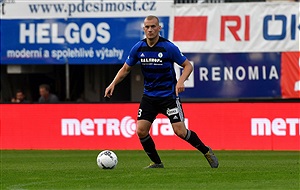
(281, 52), (300, 98)
(174, 16), (207, 41)
(1, 103), (299, 150)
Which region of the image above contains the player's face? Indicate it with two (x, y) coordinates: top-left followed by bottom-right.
(143, 18), (161, 40)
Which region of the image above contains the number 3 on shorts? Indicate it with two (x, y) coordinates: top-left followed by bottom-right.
(138, 109), (142, 117)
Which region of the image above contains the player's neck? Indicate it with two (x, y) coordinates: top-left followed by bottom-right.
(147, 36), (159, 47)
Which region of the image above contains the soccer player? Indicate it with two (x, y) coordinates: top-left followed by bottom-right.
(104, 15), (219, 168)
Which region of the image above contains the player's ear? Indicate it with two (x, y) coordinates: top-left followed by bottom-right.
(156, 25), (161, 33)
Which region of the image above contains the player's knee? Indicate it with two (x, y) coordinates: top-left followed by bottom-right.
(136, 120), (152, 138)
(136, 127), (149, 138)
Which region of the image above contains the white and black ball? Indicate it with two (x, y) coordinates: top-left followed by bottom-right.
(96, 150), (118, 169)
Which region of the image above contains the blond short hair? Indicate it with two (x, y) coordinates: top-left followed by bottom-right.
(145, 15), (160, 25)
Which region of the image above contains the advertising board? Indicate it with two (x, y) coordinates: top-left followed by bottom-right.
(175, 53), (281, 98)
(173, 3), (299, 53)
(1, 103), (299, 150)
(0, 0), (171, 64)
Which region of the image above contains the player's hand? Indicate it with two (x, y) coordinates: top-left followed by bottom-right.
(175, 81), (185, 96)
(104, 85), (114, 98)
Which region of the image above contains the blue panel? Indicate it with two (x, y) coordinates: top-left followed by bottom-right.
(179, 53), (281, 98)
(1, 17), (169, 64)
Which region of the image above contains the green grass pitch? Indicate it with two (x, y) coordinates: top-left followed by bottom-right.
(1, 150), (299, 190)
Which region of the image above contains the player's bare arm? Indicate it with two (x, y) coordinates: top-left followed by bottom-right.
(176, 59), (193, 96)
(104, 63), (132, 98)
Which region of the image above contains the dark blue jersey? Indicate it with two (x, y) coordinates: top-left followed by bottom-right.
(126, 37), (187, 98)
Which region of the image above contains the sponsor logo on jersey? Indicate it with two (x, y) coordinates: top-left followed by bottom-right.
(140, 58), (163, 63)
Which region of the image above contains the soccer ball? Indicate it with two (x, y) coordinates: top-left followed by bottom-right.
(96, 150), (118, 169)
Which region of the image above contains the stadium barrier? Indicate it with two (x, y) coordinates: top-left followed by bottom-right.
(1, 103), (299, 150)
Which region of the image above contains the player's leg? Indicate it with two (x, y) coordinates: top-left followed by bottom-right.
(162, 97), (219, 168)
(172, 121), (209, 154)
(137, 120), (163, 167)
(172, 121), (219, 168)
(160, 97), (209, 153)
(136, 96), (163, 168)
